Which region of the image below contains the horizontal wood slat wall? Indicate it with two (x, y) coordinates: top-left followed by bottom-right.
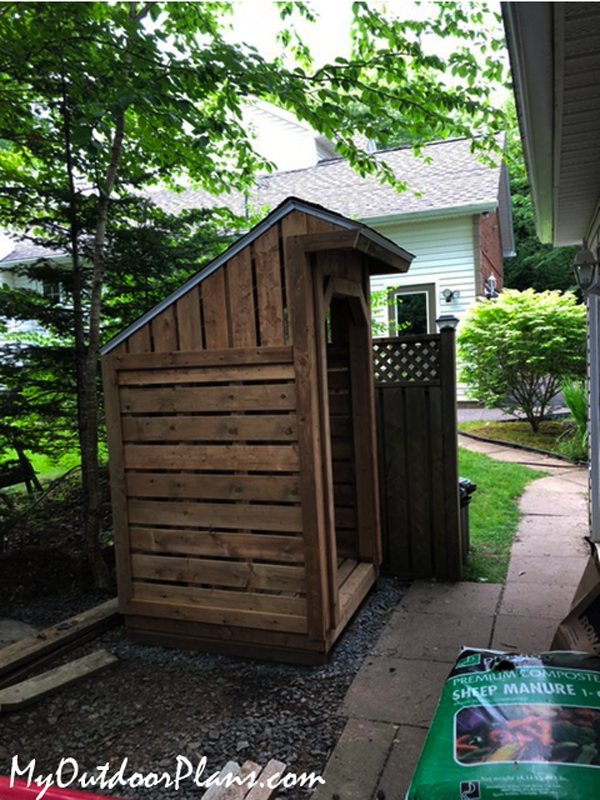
(375, 332), (461, 581)
(103, 210), (385, 662)
(110, 346), (308, 633)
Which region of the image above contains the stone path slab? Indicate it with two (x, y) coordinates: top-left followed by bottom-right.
(491, 613), (561, 653)
(340, 657), (450, 726)
(373, 609), (495, 662)
(518, 490), (587, 516)
(457, 436), (507, 455)
(376, 725), (429, 800)
(510, 517), (589, 557)
(321, 438), (590, 800)
(312, 718), (396, 800)
(530, 475), (589, 494)
(400, 580), (502, 617)
(506, 554), (587, 585)
(499, 581), (577, 619)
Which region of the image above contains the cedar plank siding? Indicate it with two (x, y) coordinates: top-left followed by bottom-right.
(102, 206), (391, 663)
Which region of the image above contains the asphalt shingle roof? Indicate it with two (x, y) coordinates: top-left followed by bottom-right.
(0, 237), (62, 264)
(0, 138), (504, 264)
(253, 137), (503, 220)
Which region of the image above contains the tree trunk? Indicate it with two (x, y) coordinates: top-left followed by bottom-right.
(81, 113), (125, 590)
(61, 74), (111, 589)
(64, 2), (149, 590)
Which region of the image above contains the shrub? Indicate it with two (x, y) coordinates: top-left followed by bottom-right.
(458, 289), (586, 432)
(559, 380), (588, 462)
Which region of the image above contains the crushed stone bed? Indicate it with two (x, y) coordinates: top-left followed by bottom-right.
(2, 577), (405, 800)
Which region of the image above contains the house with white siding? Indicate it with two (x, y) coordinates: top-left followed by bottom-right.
(242, 101), (337, 171)
(250, 137), (515, 399)
(1, 134), (513, 400)
(502, 2), (600, 537)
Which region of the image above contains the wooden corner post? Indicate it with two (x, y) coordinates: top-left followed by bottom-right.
(101, 355), (134, 610)
(439, 325), (462, 580)
(284, 231), (330, 642)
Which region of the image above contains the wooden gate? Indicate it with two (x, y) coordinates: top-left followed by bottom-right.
(374, 329), (462, 581)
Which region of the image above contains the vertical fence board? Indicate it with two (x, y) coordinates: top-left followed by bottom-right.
(227, 249), (257, 348)
(286, 234), (330, 642)
(127, 325), (152, 355)
(375, 331), (461, 580)
(254, 227), (285, 347)
(428, 385), (449, 578)
(405, 388), (432, 575)
(176, 286), (203, 351)
(440, 327), (462, 579)
(102, 356), (133, 609)
(381, 388), (410, 573)
(281, 211), (309, 345)
(313, 262), (339, 628)
(152, 306), (178, 352)
(202, 269), (230, 349)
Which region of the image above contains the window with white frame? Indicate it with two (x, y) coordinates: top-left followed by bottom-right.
(42, 279), (64, 303)
(388, 284), (436, 336)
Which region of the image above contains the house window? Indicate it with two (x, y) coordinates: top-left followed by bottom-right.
(42, 279), (63, 303)
(388, 284), (436, 336)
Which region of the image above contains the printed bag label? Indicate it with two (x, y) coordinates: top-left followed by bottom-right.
(407, 649), (600, 799)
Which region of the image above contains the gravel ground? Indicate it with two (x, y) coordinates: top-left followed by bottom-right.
(2, 577), (405, 800)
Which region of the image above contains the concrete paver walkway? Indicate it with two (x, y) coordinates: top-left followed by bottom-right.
(314, 435), (590, 800)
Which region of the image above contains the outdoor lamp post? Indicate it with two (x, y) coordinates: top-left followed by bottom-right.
(436, 314), (459, 331)
(573, 248), (599, 295)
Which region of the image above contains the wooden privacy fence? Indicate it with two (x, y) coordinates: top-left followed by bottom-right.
(374, 330), (462, 581)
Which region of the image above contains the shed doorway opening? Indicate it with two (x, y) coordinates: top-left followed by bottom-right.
(316, 274), (380, 634)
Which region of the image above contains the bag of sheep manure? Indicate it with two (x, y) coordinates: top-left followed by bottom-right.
(406, 648), (600, 800)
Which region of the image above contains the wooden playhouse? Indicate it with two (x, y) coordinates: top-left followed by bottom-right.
(100, 197), (414, 664)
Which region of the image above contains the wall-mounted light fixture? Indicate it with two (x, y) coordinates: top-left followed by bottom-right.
(484, 275), (498, 299)
(436, 314), (459, 331)
(442, 288), (460, 303)
(573, 248), (600, 295)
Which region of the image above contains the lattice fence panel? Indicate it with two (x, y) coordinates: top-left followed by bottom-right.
(373, 336), (441, 385)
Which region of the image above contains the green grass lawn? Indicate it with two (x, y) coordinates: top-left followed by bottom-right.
(458, 419), (585, 462)
(459, 447), (545, 583)
(0, 449), (81, 485)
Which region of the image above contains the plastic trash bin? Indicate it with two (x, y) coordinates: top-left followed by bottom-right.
(459, 477), (477, 563)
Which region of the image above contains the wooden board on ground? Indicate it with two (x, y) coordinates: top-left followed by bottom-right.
(0, 649), (118, 712)
(199, 759), (287, 800)
(0, 598), (120, 683)
(245, 760), (288, 800)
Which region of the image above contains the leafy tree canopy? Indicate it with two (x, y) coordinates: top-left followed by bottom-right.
(0, 0), (507, 586)
(458, 289), (586, 432)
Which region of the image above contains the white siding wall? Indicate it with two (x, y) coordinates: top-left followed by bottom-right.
(243, 106), (321, 171)
(368, 214), (477, 402)
(0, 266), (42, 341)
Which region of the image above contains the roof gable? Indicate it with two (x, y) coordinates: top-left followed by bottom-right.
(100, 196), (414, 355)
